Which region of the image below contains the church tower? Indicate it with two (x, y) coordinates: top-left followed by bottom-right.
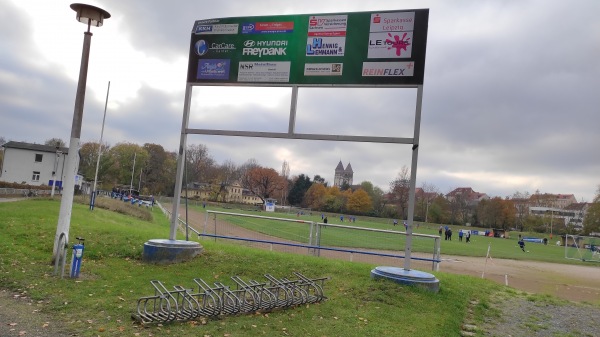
(334, 161), (354, 188)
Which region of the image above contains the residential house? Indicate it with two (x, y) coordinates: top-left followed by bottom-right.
(1, 141), (69, 189)
(445, 187), (489, 205)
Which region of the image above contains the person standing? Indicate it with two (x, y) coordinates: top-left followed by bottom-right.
(466, 231), (471, 243)
(448, 228), (453, 241)
(458, 229), (463, 242)
(438, 226), (443, 237)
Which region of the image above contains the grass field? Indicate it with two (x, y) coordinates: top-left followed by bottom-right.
(0, 198), (518, 337)
(0, 199), (600, 337)
(186, 203), (593, 266)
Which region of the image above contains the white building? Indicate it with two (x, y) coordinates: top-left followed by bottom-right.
(1, 141), (71, 189)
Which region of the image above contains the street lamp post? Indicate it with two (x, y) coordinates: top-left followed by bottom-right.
(53, 3), (110, 262)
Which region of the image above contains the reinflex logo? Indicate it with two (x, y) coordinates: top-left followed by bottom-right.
(195, 40), (209, 56)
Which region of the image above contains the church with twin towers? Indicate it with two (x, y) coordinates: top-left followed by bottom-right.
(334, 161), (353, 188)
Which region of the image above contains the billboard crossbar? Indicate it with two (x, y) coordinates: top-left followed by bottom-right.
(186, 129), (413, 144)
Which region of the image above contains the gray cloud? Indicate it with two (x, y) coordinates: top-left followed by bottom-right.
(1, 0), (599, 202)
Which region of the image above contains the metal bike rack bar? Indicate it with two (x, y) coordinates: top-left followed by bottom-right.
(132, 273), (328, 324)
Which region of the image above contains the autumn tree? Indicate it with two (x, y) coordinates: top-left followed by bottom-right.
(347, 188), (373, 214)
(322, 186), (348, 213)
(141, 143), (176, 195)
(417, 182), (440, 222)
(389, 165), (411, 220)
(105, 142), (149, 189)
(78, 141), (112, 186)
(360, 181), (386, 216)
(427, 195), (450, 224)
(477, 197), (516, 229)
(303, 183), (327, 209)
(583, 186), (600, 235)
(241, 166), (284, 203)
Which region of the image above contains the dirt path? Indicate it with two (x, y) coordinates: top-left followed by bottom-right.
(181, 205), (600, 303)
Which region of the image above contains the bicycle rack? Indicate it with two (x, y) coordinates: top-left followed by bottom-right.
(132, 273), (328, 325)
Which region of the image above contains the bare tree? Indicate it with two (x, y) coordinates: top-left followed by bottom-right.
(389, 165), (411, 220)
(44, 138), (66, 148)
(185, 143), (215, 183)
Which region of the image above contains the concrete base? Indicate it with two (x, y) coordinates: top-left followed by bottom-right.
(142, 239), (203, 264)
(371, 266), (440, 293)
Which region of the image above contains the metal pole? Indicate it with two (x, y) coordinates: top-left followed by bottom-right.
(53, 29), (93, 262)
(90, 81), (110, 210)
(185, 156), (189, 241)
(403, 85), (424, 271)
(170, 84), (193, 240)
(129, 152), (136, 195)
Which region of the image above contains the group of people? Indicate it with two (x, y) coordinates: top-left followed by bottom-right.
(438, 226), (471, 243)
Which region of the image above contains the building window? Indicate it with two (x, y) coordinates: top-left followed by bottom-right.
(32, 171), (40, 181)
(35, 154), (43, 162)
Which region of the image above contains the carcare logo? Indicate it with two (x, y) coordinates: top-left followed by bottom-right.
(242, 40), (288, 57)
(367, 32), (413, 58)
(194, 40), (236, 56)
(195, 40), (209, 56)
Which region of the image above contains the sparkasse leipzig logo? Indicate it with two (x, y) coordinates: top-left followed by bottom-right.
(195, 40), (209, 56)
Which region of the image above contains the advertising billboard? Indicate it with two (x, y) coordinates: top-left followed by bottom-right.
(187, 9), (428, 86)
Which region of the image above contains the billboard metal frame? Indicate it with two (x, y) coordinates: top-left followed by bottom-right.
(170, 9), (428, 270)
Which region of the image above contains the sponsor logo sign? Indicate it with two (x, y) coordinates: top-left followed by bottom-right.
(361, 62), (414, 77)
(242, 40), (288, 58)
(308, 15), (347, 36)
(370, 12), (415, 32)
(242, 22), (294, 34)
(304, 63), (343, 76)
(238, 61), (291, 82)
(195, 24), (239, 35)
(367, 32), (413, 58)
(195, 40), (236, 56)
(306, 37), (346, 56)
(197, 59), (231, 80)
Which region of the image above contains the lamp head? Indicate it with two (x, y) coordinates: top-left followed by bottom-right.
(70, 3), (110, 28)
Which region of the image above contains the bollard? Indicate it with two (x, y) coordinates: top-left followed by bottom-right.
(70, 237), (85, 278)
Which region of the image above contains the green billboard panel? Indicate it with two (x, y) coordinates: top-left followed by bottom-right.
(187, 9), (428, 86)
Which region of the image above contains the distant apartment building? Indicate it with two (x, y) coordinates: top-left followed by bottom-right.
(445, 187), (489, 204)
(185, 181), (262, 205)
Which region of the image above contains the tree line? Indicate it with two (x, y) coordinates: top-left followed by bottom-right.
(2, 137), (600, 234)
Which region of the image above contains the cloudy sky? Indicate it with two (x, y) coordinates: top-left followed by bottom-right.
(1, 0), (599, 201)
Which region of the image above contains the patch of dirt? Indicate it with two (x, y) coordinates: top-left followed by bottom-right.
(479, 294), (600, 337)
(0, 290), (78, 337)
